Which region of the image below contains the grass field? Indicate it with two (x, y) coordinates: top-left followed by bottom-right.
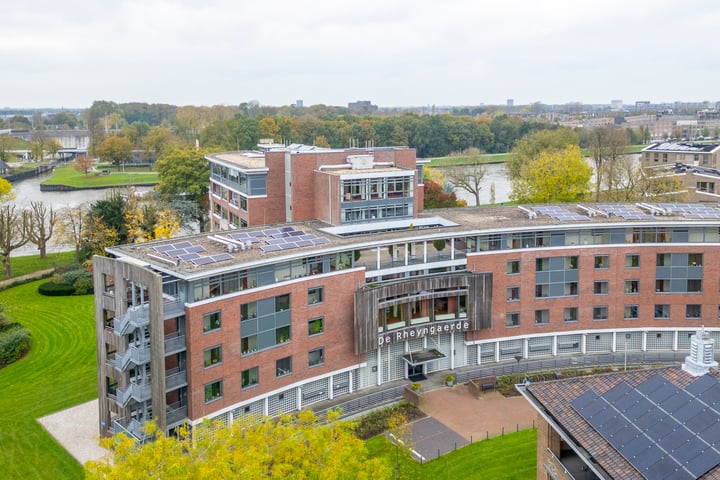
(366, 428), (537, 479)
(41, 164), (159, 188)
(0, 281), (96, 479)
(0, 252), (76, 283)
(427, 152), (511, 167)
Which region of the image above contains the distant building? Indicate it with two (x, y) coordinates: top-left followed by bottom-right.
(347, 100), (378, 112)
(611, 99), (623, 111)
(506, 99), (514, 107)
(295, 99), (303, 108)
(642, 142), (720, 201)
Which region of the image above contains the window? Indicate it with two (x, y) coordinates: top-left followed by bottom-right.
(565, 256), (578, 270)
(624, 305), (639, 320)
(686, 304), (702, 319)
(276, 356), (292, 377)
(536, 258), (549, 272)
(535, 284), (549, 298)
(594, 255), (609, 269)
(688, 254), (703, 266)
(309, 348), (325, 367)
(656, 280), (669, 292)
(624, 280), (639, 294)
(564, 282), (578, 296)
(506, 286), (520, 301)
(240, 302), (257, 320)
(308, 317), (324, 336)
(593, 306), (608, 321)
(656, 253), (671, 266)
(276, 294), (290, 312)
(655, 304), (670, 319)
(687, 279), (703, 293)
(625, 254), (640, 268)
(203, 311), (221, 332)
(241, 367), (259, 388)
(103, 274), (115, 295)
(563, 307), (578, 323)
(696, 182), (715, 193)
(203, 346), (222, 368)
(534, 309), (549, 325)
(507, 260), (520, 274)
(308, 287), (324, 305)
(204, 380), (223, 403)
(594, 281), (609, 295)
(241, 335), (257, 355)
(506, 312), (520, 327)
(275, 325), (291, 344)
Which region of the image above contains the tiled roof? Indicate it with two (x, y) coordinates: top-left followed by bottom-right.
(525, 367), (720, 479)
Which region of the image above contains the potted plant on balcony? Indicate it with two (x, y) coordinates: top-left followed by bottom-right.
(410, 382), (422, 393)
(445, 374), (455, 387)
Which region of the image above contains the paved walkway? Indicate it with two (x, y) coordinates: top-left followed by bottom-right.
(0, 268), (55, 289)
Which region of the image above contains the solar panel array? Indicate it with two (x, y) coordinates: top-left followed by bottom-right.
(227, 226), (329, 253)
(596, 204), (656, 220)
(152, 241), (234, 266)
(657, 203), (720, 219)
(531, 206), (589, 221)
(572, 373), (720, 480)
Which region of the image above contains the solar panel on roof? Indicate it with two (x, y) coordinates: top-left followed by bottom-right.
(618, 435), (652, 458)
(192, 257), (214, 266)
(664, 428), (694, 451)
(699, 419), (720, 445)
(687, 451), (720, 479)
(646, 418), (675, 441)
(624, 400), (651, 422)
(260, 245), (282, 252)
(280, 226), (295, 232)
(636, 374), (669, 395)
(311, 237), (329, 244)
(675, 400), (703, 422)
(685, 409), (711, 432)
(263, 228), (281, 235)
(661, 392), (691, 413)
(634, 445), (664, 471)
(288, 230), (304, 236)
(614, 390), (643, 411)
(178, 253), (200, 261)
(153, 245), (175, 253)
(612, 425), (637, 445)
(686, 374), (719, 396)
(571, 390), (598, 411)
(172, 241), (193, 249)
(211, 253), (233, 262)
(186, 245), (206, 253)
(296, 240), (313, 247)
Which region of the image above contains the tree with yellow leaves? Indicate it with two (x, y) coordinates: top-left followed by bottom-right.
(510, 144), (592, 204)
(85, 410), (392, 480)
(0, 178), (13, 202)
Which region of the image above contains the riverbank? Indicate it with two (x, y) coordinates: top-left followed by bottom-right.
(40, 164), (159, 190)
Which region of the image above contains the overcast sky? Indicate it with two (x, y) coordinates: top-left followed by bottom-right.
(2, 0), (719, 109)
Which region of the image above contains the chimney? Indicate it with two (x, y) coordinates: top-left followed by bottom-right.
(682, 326), (718, 376)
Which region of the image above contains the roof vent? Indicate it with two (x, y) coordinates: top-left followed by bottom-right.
(346, 155), (374, 169)
(682, 325), (718, 376)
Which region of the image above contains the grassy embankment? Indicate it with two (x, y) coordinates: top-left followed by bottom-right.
(41, 164), (159, 188)
(0, 251), (76, 283)
(366, 428), (536, 479)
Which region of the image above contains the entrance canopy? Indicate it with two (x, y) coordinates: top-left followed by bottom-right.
(401, 348), (446, 366)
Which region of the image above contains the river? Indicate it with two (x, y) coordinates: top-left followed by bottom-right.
(445, 162), (511, 206)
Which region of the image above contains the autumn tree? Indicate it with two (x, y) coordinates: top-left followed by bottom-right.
(423, 179), (467, 208)
(26, 201), (56, 258)
(30, 132), (46, 161)
(95, 135), (133, 171)
(0, 178), (13, 202)
(508, 128), (579, 180)
(154, 148), (210, 231)
(510, 145), (592, 204)
(445, 161), (486, 206)
(125, 196), (180, 242)
(0, 205), (30, 276)
(74, 155), (95, 175)
(56, 205), (89, 262)
(85, 410), (391, 480)
(45, 138), (63, 160)
(259, 117), (280, 141)
(585, 127), (630, 201)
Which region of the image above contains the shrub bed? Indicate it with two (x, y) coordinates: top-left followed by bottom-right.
(38, 266), (94, 296)
(354, 401), (425, 440)
(0, 323), (31, 367)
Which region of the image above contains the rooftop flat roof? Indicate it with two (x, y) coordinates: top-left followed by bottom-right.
(643, 142), (720, 154)
(106, 203), (720, 279)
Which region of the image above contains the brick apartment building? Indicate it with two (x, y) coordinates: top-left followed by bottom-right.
(642, 142), (720, 201)
(94, 146), (720, 443)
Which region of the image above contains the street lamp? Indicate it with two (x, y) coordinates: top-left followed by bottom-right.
(514, 355), (523, 384)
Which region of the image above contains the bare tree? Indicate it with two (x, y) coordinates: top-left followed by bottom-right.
(26, 201), (57, 258)
(74, 155), (95, 175)
(445, 162), (486, 206)
(57, 205), (89, 262)
(587, 127), (630, 201)
(0, 205), (30, 277)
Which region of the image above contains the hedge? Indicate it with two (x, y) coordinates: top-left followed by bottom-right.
(38, 282), (76, 296)
(0, 323), (31, 367)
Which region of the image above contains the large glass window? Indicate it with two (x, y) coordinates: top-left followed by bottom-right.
(308, 287), (324, 305)
(535, 310), (549, 325)
(276, 294), (290, 312)
(506, 312), (520, 327)
(275, 326), (291, 344)
(241, 335), (257, 355)
(593, 306), (608, 321)
(624, 280), (639, 294)
(203, 346), (222, 368)
(594, 281), (609, 295)
(309, 348), (325, 367)
(563, 307), (578, 322)
(655, 304), (670, 319)
(204, 380), (223, 403)
(507, 260), (520, 274)
(686, 304), (702, 319)
(625, 254), (640, 268)
(594, 255), (609, 269)
(624, 305), (639, 320)
(240, 302), (257, 320)
(506, 286), (520, 301)
(242, 367), (259, 389)
(203, 311), (221, 333)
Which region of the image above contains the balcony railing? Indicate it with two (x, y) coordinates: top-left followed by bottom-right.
(163, 296), (185, 319)
(165, 367), (187, 391)
(164, 332), (186, 354)
(116, 380), (152, 408)
(113, 343), (151, 371)
(166, 403), (188, 426)
(113, 417), (152, 443)
(113, 304), (150, 336)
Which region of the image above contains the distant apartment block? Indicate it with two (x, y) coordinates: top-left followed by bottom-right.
(642, 142), (720, 200)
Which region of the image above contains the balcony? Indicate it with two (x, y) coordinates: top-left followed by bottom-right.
(166, 402), (188, 426)
(163, 295), (185, 319)
(113, 304), (150, 336)
(164, 331), (186, 355)
(113, 343), (151, 371)
(113, 417), (152, 443)
(116, 380), (152, 408)
(165, 367), (187, 391)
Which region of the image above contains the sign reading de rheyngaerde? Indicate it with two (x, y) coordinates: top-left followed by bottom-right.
(377, 319), (471, 347)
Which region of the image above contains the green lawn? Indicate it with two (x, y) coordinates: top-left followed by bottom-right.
(41, 164), (159, 188)
(0, 252), (76, 283)
(427, 152), (511, 167)
(0, 281), (96, 479)
(366, 428), (537, 479)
